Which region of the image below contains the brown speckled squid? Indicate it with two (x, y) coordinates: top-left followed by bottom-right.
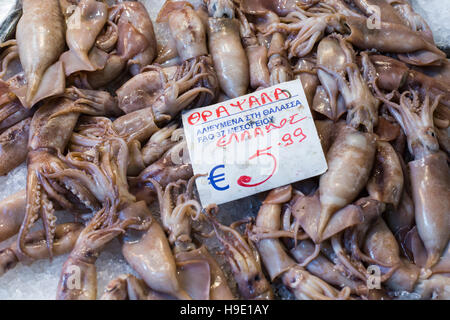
(311, 37), (380, 241)
(57, 210), (141, 300)
(313, 35), (348, 121)
(60, 0), (109, 76)
(375, 89), (450, 269)
(0, 223), (83, 276)
(116, 56), (217, 117)
(0, 117), (31, 176)
(17, 90), (123, 262)
(205, 205), (274, 300)
(109, 1), (157, 76)
(14, 0), (66, 107)
(73, 1), (157, 88)
(101, 274), (174, 300)
(261, 6), (344, 59)
(131, 139), (194, 204)
(0, 190), (26, 243)
(252, 186), (352, 300)
(145, 176), (234, 300)
(207, 0), (250, 97)
(341, 15), (446, 66)
(236, 9), (270, 90)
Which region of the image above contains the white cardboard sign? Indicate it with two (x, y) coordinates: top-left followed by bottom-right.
(182, 79), (327, 206)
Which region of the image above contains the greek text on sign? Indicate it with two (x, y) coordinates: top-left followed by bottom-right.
(182, 79), (328, 206)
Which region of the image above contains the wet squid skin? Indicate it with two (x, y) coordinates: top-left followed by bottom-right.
(60, 0), (109, 76)
(290, 239), (366, 295)
(17, 90), (124, 262)
(18, 98), (81, 262)
(205, 205), (274, 300)
(353, 0), (433, 42)
(314, 36), (347, 121)
(342, 15), (445, 66)
(408, 152), (450, 269)
(252, 186), (351, 300)
(57, 213), (139, 300)
(237, 10), (270, 90)
(131, 140), (194, 205)
(15, 0), (66, 107)
(367, 140), (404, 208)
(112, 1), (157, 75)
(376, 90), (449, 269)
(122, 219), (191, 300)
(207, 14), (249, 98)
(362, 217), (421, 293)
(0, 190), (26, 243)
(318, 37), (380, 132)
(366, 55), (450, 108)
(293, 57), (318, 107)
(116, 57), (216, 117)
(143, 177), (235, 300)
(162, 1), (208, 62)
(0, 117), (30, 176)
(74, 1), (157, 88)
(175, 246), (235, 300)
(101, 274), (173, 300)
(317, 126), (376, 240)
(0, 223), (83, 276)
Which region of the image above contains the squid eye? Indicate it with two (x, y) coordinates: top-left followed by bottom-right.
(427, 129), (436, 138)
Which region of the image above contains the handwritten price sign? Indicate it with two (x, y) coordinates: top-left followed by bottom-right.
(182, 79), (327, 206)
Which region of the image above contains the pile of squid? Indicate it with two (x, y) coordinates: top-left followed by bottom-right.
(0, 0), (449, 300)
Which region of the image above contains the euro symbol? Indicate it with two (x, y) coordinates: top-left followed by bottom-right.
(208, 164), (229, 191)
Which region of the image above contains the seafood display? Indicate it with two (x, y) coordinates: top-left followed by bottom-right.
(0, 0), (449, 301)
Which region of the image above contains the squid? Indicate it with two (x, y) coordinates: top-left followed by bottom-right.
(261, 8), (343, 59)
(267, 16), (293, 86)
(207, 0), (249, 98)
(342, 15), (446, 66)
(375, 90), (450, 269)
(73, 1), (157, 88)
(251, 186), (352, 300)
(364, 54), (450, 108)
(361, 217), (421, 293)
(205, 205), (274, 299)
(110, 1), (157, 75)
(0, 223), (83, 276)
(0, 117), (30, 176)
(60, 0), (109, 76)
(57, 210), (140, 300)
(366, 140), (404, 208)
(307, 39), (382, 240)
(290, 239), (367, 295)
(116, 57), (217, 116)
(351, 0), (433, 46)
(313, 35), (348, 121)
(240, 0), (300, 17)
(237, 10), (270, 89)
(318, 37), (380, 132)
(131, 140), (194, 204)
(157, 1), (208, 62)
(145, 176), (235, 300)
(122, 216), (191, 300)
(101, 274), (173, 300)
(147, 176), (202, 252)
(293, 56), (319, 107)
(14, 0), (66, 107)
(314, 126), (376, 240)
(386, 0), (434, 42)
(0, 189), (26, 243)
(17, 90), (124, 262)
